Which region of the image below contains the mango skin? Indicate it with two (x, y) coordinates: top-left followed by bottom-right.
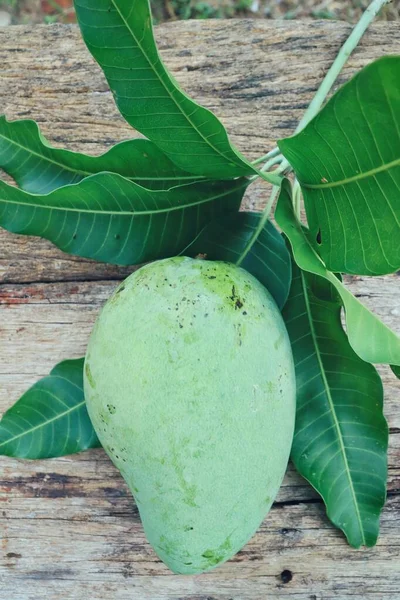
(84, 257), (296, 574)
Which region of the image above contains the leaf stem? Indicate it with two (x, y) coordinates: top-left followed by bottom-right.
(240, 156), (290, 266)
(294, 0), (391, 133)
(253, 0), (391, 171)
(256, 169), (283, 187)
(241, 0), (389, 266)
(260, 154), (284, 172)
(236, 185), (281, 266)
(248, 153), (285, 184)
(252, 146), (281, 166)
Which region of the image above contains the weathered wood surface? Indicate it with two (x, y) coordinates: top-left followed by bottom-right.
(0, 19), (399, 600)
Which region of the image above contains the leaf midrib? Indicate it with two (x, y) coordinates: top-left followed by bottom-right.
(0, 179), (246, 215)
(0, 397), (86, 449)
(109, 0), (248, 173)
(0, 131), (93, 179)
(300, 269), (366, 545)
(0, 131), (204, 184)
(301, 156), (400, 189)
(291, 215), (400, 360)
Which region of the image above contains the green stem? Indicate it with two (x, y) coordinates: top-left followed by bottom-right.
(236, 185), (281, 266)
(249, 154), (285, 184)
(243, 0), (389, 265)
(252, 146), (280, 166)
(253, 0), (391, 171)
(295, 0), (390, 132)
(260, 154), (284, 173)
(240, 157), (289, 266)
(255, 169), (283, 187)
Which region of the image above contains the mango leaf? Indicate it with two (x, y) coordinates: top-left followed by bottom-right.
(0, 173), (247, 265)
(74, 0), (254, 179)
(0, 359), (99, 459)
(283, 260), (388, 547)
(275, 179), (400, 366)
(185, 211), (291, 309)
(278, 57), (400, 276)
(0, 116), (202, 194)
(391, 365), (400, 379)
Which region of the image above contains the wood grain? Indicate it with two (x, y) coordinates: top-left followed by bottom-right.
(0, 19), (399, 600)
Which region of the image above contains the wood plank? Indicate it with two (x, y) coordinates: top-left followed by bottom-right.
(1, 277), (398, 425)
(0, 18), (399, 600)
(1, 491), (399, 598)
(1, 19), (400, 283)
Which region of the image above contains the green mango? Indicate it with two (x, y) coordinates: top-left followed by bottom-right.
(84, 257), (296, 573)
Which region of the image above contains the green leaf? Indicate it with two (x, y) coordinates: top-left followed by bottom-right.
(278, 57), (400, 276)
(0, 173), (247, 265)
(0, 116), (202, 194)
(74, 0), (254, 179)
(283, 260), (388, 547)
(185, 211), (292, 309)
(391, 364), (400, 379)
(0, 359), (100, 459)
(275, 179), (400, 366)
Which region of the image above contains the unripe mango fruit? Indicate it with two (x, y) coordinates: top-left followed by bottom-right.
(84, 257), (296, 573)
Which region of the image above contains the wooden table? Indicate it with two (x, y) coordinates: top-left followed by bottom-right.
(0, 19), (399, 600)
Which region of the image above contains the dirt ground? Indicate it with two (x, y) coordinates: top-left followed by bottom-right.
(0, 0), (398, 25)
